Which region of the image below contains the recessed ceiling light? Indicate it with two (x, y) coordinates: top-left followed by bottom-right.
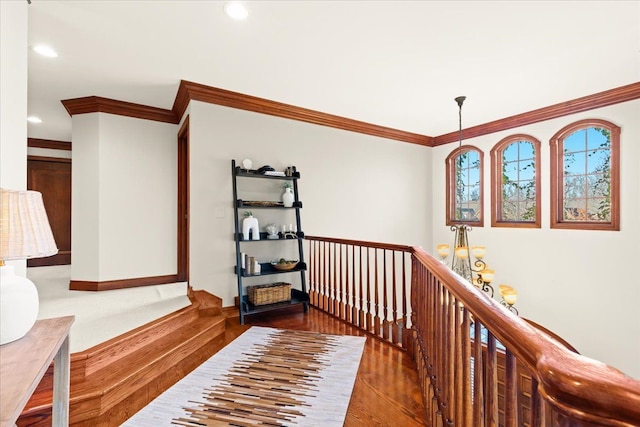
(224, 2), (249, 20)
(32, 45), (58, 58)
(27, 116), (42, 124)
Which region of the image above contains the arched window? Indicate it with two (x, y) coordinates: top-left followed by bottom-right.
(446, 146), (483, 226)
(490, 135), (541, 228)
(550, 119), (620, 230)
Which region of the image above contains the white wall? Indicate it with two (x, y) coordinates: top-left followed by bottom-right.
(431, 100), (640, 379)
(71, 113), (178, 281)
(71, 114), (100, 280)
(188, 101), (432, 306)
(0, 1), (28, 276)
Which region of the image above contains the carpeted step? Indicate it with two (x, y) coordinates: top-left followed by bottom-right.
(37, 285), (192, 353)
(71, 295), (194, 356)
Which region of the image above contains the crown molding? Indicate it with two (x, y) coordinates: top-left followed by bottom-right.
(61, 96), (179, 124)
(27, 137), (72, 151)
(433, 81), (640, 146)
(172, 80), (433, 146)
(58, 81), (639, 148)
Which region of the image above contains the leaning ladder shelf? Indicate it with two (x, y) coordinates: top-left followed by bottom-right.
(231, 159), (309, 324)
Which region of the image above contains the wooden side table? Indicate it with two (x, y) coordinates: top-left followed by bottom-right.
(0, 316), (74, 427)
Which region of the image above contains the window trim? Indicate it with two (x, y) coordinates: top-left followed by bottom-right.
(446, 145), (484, 227)
(550, 119), (620, 231)
(490, 134), (541, 228)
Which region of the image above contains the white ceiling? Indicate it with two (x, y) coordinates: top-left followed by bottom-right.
(26, 1), (640, 142)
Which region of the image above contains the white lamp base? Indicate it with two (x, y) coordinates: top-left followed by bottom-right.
(0, 265), (39, 345)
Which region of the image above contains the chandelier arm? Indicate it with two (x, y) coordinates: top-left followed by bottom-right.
(472, 259), (486, 272)
(501, 299), (519, 315)
(480, 282), (494, 298)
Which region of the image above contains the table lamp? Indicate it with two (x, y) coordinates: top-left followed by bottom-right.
(0, 188), (58, 345)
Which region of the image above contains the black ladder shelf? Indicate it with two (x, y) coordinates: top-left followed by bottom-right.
(231, 159), (309, 324)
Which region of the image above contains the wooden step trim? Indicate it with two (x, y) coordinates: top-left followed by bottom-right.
(80, 305), (200, 377)
(69, 274), (180, 291)
(28, 302), (201, 397)
(86, 335), (227, 427)
(94, 317), (226, 415)
(189, 289), (223, 316)
(20, 315), (226, 424)
(19, 291), (227, 425)
(223, 305), (239, 319)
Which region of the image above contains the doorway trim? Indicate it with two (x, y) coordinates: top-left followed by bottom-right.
(177, 116), (190, 282)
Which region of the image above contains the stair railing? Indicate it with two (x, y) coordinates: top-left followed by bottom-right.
(306, 235), (412, 348)
(306, 235), (640, 426)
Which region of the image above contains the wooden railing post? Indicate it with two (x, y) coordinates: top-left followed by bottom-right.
(366, 247), (372, 332)
(374, 249), (381, 338)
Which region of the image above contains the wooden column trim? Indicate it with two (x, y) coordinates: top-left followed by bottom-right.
(177, 116), (190, 283)
(61, 96), (179, 124)
(172, 80), (433, 146)
(433, 81), (640, 146)
(69, 274), (180, 291)
(28, 138), (72, 151)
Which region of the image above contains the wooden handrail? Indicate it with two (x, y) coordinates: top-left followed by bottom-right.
(411, 245), (640, 426)
(305, 235), (413, 252)
(306, 235), (640, 426)
(522, 318), (579, 354)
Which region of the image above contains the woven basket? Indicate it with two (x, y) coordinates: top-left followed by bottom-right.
(247, 282), (291, 306)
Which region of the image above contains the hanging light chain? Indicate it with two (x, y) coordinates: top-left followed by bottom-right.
(455, 96), (466, 152)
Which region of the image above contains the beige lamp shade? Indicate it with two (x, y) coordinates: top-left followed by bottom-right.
(499, 284), (514, 294)
(437, 244), (450, 257)
(454, 246), (469, 259)
(0, 188), (58, 262)
(471, 246), (485, 259)
(479, 268), (494, 283)
(1, 188), (58, 345)
(502, 289), (518, 305)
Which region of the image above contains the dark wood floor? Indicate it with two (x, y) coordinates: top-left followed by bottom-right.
(224, 306), (427, 427)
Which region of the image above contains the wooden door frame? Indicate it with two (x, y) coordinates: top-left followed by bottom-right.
(27, 155), (72, 266)
(177, 116), (190, 282)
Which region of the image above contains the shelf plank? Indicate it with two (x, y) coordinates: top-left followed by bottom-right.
(236, 200), (302, 209)
(234, 167), (300, 180)
(235, 232), (304, 241)
(241, 289), (309, 315)
(235, 262), (307, 277)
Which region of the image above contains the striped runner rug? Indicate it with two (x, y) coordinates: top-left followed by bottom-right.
(123, 326), (366, 426)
